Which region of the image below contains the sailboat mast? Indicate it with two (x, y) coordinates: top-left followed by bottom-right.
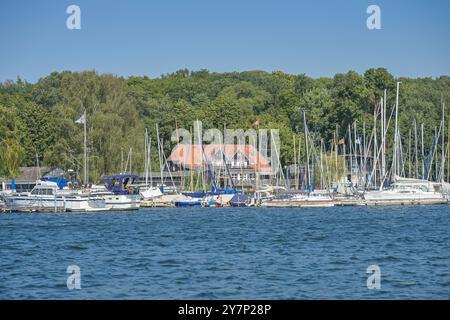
(156, 124), (164, 189)
(373, 100), (379, 188)
(408, 129), (412, 177)
(441, 100), (445, 182)
(144, 128), (148, 185)
(435, 126), (438, 180)
(354, 122), (358, 184)
(414, 119), (418, 178)
(334, 130), (338, 187)
(393, 82), (400, 178)
(363, 121), (366, 186)
(448, 119), (450, 183)
(421, 123), (425, 179)
(83, 109), (87, 186)
(381, 90), (387, 179)
(303, 110), (311, 192)
(348, 125), (353, 183)
(320, 139), (324, 189)
(293, 135), (297, 190)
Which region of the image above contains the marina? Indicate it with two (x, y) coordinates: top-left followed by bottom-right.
(3, 81), (450, 211)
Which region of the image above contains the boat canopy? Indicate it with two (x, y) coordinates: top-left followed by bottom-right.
(230, 194), (249, 204)
(103, 174), (139, 195)
(41, 177), (68, 189)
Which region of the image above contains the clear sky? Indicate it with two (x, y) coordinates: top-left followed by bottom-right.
(1, 0), (449, 82)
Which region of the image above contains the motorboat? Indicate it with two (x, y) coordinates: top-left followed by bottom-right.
(363, 176), (446, 205)
(261, 191), (334, 207)
(92, 174), (141, 210)
(3, 180), (109, 212)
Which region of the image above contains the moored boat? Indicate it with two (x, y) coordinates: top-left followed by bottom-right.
(363, 176), (446, 205)
(93, 174), (141, 210)
(261, 191), (334, 208)
(3, 180), (109, 212)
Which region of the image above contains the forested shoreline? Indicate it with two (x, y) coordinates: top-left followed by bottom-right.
(1, 68), (449, 181)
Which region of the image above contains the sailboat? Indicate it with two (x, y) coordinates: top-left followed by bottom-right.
(139, 128), (163, 202)
(261, 110), (334, 207)
(363, 82), (446, 205)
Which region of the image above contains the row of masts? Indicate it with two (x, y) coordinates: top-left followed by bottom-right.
(294, 82), (448, 192)
(77, 81), (446, 194)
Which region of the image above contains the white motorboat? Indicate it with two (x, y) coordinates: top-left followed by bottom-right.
(261, 191), (334, 207)
(363, 176), (446, 205)
(89, 184), (140, 211)
(3, 180), (110, 212)
(93, 174), (142, 210)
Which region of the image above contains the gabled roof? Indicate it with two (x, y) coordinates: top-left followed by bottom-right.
(167, 144), (272, 173)
(1, 167), (65, 183)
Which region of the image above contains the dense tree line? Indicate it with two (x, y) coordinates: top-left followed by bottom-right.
(0, 69), (449, 181)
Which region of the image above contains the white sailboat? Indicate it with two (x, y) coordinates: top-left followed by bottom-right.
(139, 127), (163, 201)
(363, 82), (446, 205)
(260, 110), (334, 207)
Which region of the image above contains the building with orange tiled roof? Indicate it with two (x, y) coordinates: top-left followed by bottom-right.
(167, 144), (274, 191)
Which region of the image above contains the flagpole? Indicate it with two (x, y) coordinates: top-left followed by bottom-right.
(84, 109), (87, 186)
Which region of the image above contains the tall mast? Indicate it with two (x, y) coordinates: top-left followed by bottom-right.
(144, 128), (148, 185)
(448, 119), (450, 183)
(354, 121), (358, 183)
(414, 119), (418, 178)
(348, 124), (353, 183)
(156, 124), (164, 189)
(408, 129), (412, 177)
(293, 135), (297, 190)
(334, 130), (338, 186)
(363, 121), (367, 186)
(83, 109), (87, 186)
(441, 99), (445, 182)
(320, 139), (324, 189)
(421, 123), (425, 179)
(393, 82), (400, 178)
(298, 134), (302, 190)
(303, 110), (311, 192)
(435, 126), (438, 180)
(381, 90), (387, 179)
(373, 100), (379, 188)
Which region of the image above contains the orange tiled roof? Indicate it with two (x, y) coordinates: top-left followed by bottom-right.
(167, 144), (272, 173)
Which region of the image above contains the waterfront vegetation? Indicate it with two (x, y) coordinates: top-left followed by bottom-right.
(1, 69), (449, 182)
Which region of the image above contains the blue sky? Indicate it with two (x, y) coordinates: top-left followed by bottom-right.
(0, 0), (449, 82)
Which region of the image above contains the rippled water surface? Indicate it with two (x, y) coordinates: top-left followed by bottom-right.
(1, 206), (449, 299)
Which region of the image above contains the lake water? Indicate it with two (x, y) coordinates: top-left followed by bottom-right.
(1, 206), (449, 299)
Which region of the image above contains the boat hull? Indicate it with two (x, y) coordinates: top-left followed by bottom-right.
(261, 200), (335, 208)
(4, 195), (109, 212)
(103, 194), (141, 210)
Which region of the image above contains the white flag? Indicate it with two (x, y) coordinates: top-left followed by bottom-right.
(75, 113), (86, 124)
